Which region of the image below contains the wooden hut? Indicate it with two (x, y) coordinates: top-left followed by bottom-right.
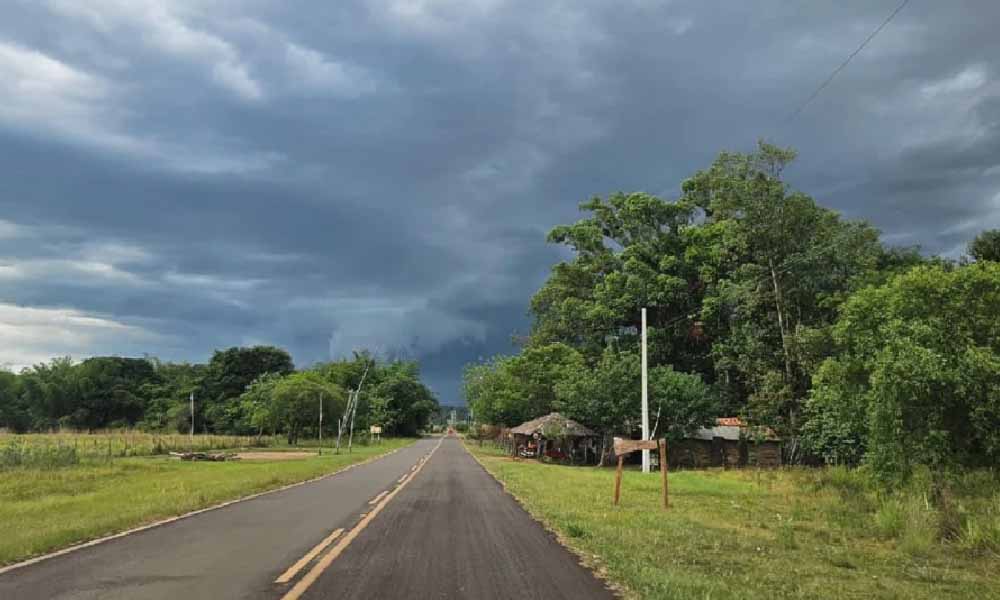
(671, 417), (782, 469)
(508, 413), (597, 464)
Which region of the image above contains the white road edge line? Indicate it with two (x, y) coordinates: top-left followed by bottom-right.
(0, 445), (411, 577)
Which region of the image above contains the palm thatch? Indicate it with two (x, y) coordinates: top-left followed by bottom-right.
(509, 412), (596, 437)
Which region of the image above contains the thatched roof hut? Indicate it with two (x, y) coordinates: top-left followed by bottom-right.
(510, 412), (596, 437)
(508, 413), (597, 463)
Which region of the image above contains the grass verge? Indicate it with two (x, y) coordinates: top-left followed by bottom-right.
(0, 438), (414, 566)
(467, 443), (1000, 600)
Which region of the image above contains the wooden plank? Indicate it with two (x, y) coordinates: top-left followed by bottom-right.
(613, 437), (658, 456)
(659, 439), (669, 509)
(613, 455), (624, 506)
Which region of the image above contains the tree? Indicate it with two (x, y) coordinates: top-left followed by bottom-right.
(678, 142), (886, 453)
(71, 357), (161, 430)
(370, 362), (439, 436)
(18, 357), (80, 430)
(268, 372), (345, 445)
(554, 349), (716, 460)
(969, 228), (1000, 262)
(804, 262), (1000, 482)
(464, 344), (585, 427)
(200, 346), (295, 433)
(531, 191), (709, 376)
(0, 370), (29, 432)
(139, 361), (207, 432)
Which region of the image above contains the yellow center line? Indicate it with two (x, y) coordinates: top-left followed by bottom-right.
(279, 438), (445, 600)
(368, 491), (389, 505)
(274, 528), (345, 584)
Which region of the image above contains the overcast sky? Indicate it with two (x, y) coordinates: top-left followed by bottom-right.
(1, 1), (998, 404)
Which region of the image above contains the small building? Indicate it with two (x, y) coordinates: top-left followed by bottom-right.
(508, 412), (597, 464)
(671, 417), (782, 469)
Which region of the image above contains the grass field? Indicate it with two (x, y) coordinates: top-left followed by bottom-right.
(0, 437), (413, 566)
(0, 432), (281, 466)
(467, 443), (1000, 600)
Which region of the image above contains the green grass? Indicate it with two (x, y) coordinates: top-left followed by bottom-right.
(467, 443), (1000, 600)
(0, 438), (414, 566)
(0, 432), (278, 462)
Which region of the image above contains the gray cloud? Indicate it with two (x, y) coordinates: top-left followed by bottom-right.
(1, 0), (998, 402)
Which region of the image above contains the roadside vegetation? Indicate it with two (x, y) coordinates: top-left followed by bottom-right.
(0, 437), (413, 566)
(465, 142), (1000, 486)
(469, 444), (1000, 600)
(0, 346), (438, 565)
(1, 348), (439, 443)
(464, 143), (1000, 597)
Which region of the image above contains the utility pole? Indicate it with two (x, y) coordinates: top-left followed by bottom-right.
(318, 392), (323, 455)
(641, 307), (650, 474)
(189, 391), (195, 449)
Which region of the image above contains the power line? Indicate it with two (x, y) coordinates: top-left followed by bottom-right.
(785, 0), (911, 123)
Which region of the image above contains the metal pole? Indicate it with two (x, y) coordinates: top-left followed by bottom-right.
(641, 307), (650, 473)
(189, 391), (195, 447)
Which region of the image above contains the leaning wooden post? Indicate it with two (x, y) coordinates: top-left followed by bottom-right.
(614, 455), (624, 506)
(659, 439), (669, 509)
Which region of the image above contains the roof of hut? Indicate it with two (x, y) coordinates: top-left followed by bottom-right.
(690, 417), (780, 442)
(510, 412), (596, 437)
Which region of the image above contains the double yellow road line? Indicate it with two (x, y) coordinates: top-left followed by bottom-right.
(276, 438), (444, 600)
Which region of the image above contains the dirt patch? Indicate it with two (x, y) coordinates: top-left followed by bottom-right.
(235, 451), (317, 461)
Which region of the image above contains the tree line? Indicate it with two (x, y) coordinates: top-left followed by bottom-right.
(465, 142), (1000, 484)
(0, 346), (439, 441)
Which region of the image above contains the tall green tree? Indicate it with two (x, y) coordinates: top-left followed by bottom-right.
(464, 343), (584, 427)
(804, 262), (1000, 482)
(969, 228), (1000, 262)
(267, 372), (345, 445)
(18, 357), (80, 430)
(554, 349), (716, 451)
(200, 346), (295, 433)
(370, 362), (438, 436)
(0, 370), (28, 432)
(70, 357), (160, 430)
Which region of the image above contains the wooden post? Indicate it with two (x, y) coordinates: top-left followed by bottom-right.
(659, 439), (669, 509)
(614, 455), (624, 506)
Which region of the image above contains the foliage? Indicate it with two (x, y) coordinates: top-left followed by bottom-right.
(0, 346), (436, 441)
(464, 343), (585, 427)
(552, 348), (716, 441)
(200, 346), (295, 434)
(805, 262), (1000, 482)
(968, 228), (1000, 262)
(468, 141), (896, 459)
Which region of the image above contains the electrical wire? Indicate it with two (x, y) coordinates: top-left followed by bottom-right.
(785, 0), (911, 123)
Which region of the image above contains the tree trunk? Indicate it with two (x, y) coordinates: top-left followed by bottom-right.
(770, 258), (801, 463)
(768, 258), (795, 384)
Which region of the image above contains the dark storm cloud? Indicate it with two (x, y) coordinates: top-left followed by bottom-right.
(1, 1), (998, 401)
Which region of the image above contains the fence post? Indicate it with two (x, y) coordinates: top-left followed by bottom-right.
(659, 439), (669, 509)
(614, 455), (624, 506)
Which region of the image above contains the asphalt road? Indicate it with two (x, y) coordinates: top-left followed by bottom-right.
(0, 437), (614, 600)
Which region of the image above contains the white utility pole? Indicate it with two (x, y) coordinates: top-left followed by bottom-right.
(189, 391), (195, 444)
(641, 307), (650, 473)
